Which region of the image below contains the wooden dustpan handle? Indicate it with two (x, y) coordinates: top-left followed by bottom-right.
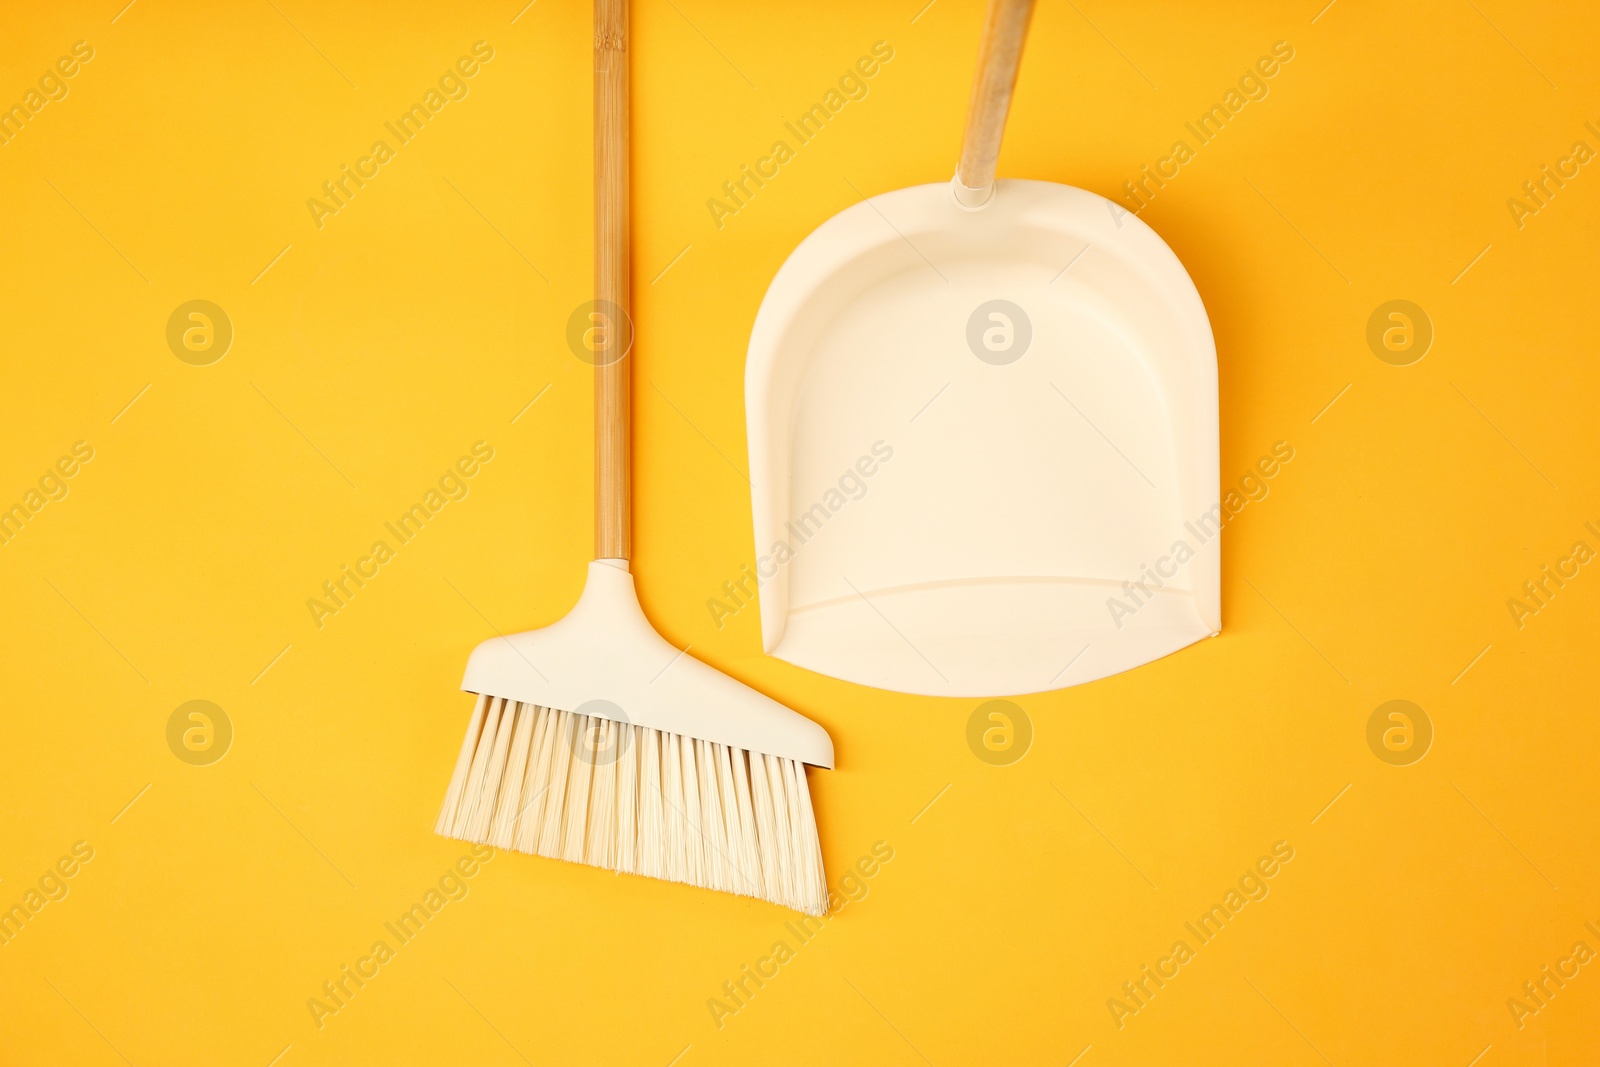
(954, 0), (1036, 207)
(595, 0), (632, 560)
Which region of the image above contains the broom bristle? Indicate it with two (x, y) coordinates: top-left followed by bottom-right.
(435, 695), (828, 915)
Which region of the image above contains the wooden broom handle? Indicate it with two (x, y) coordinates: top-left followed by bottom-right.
(954, 0), (1036, 206)
(594, 0), (631, 560)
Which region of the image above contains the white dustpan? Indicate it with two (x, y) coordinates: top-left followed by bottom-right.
(745, 0), (1219, 698)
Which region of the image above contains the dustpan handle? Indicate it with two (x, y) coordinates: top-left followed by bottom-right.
(954, 0), (1036, 208)
(594, 0), (632, 560)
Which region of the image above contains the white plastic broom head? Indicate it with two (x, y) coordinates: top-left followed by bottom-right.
(436, 561), (833, 914)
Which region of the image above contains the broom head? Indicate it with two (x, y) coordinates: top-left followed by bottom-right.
(436, 560), (834, 914)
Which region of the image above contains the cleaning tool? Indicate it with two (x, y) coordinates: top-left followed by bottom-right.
(437, 0), (833, 915)
(745, 0), (1219, 697)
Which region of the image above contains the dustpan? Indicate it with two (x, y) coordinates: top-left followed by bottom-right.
(744, 0), (1219, 698)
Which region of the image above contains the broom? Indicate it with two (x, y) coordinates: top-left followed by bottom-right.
(435, 0), (833, 915)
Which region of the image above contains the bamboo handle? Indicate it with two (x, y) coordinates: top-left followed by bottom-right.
(953, 0), (1036, 208)
(594, 0), (631, 560)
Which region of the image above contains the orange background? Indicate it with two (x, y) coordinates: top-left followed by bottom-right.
(2, 1), (1598, 1064)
